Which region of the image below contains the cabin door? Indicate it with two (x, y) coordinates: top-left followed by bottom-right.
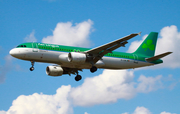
(32, 43), (39, 52)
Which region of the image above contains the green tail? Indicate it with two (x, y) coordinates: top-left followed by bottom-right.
(133, 32), (158, 57)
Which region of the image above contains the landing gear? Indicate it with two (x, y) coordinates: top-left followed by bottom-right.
(74, 70), (82, 81)
(30, 67), (34, 71)
(90, 66), (97, 73)
(75, 75), (82, 81)
(30, 61), (35, 71)
(74, 66), (97, 81)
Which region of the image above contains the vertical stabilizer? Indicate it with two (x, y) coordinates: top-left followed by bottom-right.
(133, 32), (158, 57)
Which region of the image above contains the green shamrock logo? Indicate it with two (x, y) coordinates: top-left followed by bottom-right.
(142, 40), (155, 51)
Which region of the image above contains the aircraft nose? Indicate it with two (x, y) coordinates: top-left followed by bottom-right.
(9, 48), (18, 57)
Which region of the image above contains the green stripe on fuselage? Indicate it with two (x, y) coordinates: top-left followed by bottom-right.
(16, 42), (162, 64)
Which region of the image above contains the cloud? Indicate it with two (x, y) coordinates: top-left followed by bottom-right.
(156, 25), (180, 68)
(41, 19), (93, 47)
(160, 111), (176, 114)
(24, 30), (37, 42)
(70, 70), (136, 106)
(1, 70), (176, 113)
(122, 107), (176, 114)
(0, 55), (13, 83)
(0, 110), (6, 114)
(4, 85), (73, 114)
(132, 106), (152, 114)
(70, 70), (164, 107)
(127, 25), (180, 68)
(122, 106), (176, 114)
(136, 75), (163, 93)
(122, 113), (129, 114)
(164, 74), (178, 90)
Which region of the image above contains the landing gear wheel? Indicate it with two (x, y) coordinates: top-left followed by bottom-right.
(90, 66), (97, 73)
(30, 61), (35, 71)
(30, 67), (34, 71)
(75, 75), (82, 81)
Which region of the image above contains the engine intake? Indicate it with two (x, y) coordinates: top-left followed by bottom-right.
(46, 66), (64, 76)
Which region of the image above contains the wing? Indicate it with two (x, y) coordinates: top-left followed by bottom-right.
(85, 32), (141, 64)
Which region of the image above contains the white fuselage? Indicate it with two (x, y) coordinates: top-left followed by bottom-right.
(9, 48), (153, 70)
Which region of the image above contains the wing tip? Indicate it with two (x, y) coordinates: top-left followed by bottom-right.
(138, 32), (142, 36)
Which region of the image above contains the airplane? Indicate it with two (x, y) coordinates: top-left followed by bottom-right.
(9, 32), (172, 81)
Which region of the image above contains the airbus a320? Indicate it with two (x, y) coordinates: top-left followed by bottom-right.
(9, 32), (172, 81)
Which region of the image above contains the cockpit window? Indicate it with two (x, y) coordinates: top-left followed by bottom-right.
(17, 45), (27, 48)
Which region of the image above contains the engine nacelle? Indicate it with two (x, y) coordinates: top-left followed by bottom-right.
(68, 52), (87, 63)
(59, 53), (69, 63)
(46, 66), (64, 76)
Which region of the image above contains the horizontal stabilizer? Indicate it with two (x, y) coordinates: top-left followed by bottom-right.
(145, 52), (172, 62)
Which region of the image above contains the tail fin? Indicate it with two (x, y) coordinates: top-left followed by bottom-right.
(133, 32), (158, 57)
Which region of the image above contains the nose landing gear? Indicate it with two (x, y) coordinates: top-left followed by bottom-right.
(30, 67), (34, 71)
(30, 61), (35, 71)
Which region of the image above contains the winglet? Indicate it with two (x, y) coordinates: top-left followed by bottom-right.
(138, 32), (142, 36)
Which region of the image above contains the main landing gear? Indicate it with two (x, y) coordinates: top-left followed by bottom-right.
(75, 75), (82, 81)
(74, 66), (97, 81)
(74, 71), (82, 81)
(90, 66), (97, 73)
(30, 61), (35, 71)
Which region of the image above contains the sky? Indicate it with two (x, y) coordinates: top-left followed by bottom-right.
(0, 0), (180, 114)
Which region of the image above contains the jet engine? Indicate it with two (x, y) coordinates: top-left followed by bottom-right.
(46, 66), (64, 76)
(68, 52), (88, 63)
